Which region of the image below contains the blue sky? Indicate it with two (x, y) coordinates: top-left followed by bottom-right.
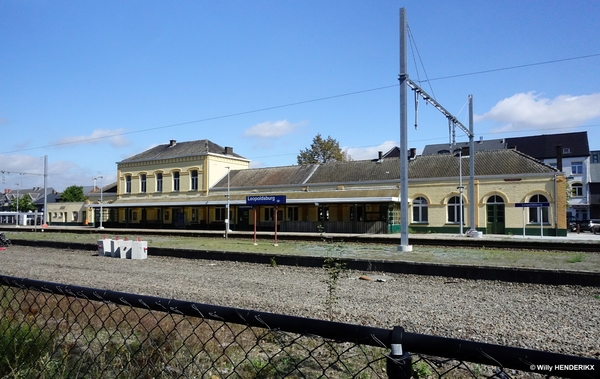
(1, 0), (599, 192)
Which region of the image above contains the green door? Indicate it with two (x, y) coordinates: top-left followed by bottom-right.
(486, 203), (505, 234)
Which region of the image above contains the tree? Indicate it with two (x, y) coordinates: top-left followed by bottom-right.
(60, 185), (86, 202)
(297, 134), (351, 165)
(9, 194), (37, 212)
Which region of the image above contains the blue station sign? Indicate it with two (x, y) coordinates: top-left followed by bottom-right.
(246, 195), (287, 205)
(515, 202), (550, 208)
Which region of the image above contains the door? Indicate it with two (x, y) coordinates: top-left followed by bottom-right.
(486, 195), (505, 234)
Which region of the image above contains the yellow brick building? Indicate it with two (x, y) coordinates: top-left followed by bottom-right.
(90, 139), (567, 236)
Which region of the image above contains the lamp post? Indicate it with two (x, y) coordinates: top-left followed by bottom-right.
(454, 148), (464, 235)
(15, 183), (19, 227)
(225, 167), (230, 239)
(93, 176), (104, 229)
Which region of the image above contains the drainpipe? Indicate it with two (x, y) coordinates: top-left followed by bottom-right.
(554, 174), (558, 236)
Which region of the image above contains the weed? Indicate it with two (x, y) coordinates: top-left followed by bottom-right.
(412, 360), (432, 379)
(270, 256), (277, 267)
(0, 318), (54, 377)
(567, 253), (585, 263)
(594, 294), (600, 300)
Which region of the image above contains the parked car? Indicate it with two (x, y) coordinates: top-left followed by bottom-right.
(569, 218), (591, 232)
(589, 219), (600, 234)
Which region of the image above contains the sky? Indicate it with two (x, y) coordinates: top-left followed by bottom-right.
(1, 0), (599, 192)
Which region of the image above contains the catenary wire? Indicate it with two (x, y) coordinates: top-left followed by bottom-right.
(1, 53), (598, 156)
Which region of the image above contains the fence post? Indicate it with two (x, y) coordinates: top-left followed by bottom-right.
(387, 326), (412, 379)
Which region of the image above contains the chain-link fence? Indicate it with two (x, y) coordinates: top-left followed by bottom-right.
(0, 274), (597, 379)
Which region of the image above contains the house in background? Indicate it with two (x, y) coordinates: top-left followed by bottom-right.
(0, 187), (59, 224)
(589, 150), (600, 218)
(422, 131), (591, 221)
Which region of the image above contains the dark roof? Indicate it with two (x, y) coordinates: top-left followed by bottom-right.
(505, 132), (589, 159)
(409, 149), (557, 179)
(118, 139), (246, 164)
(222, 165), (319, 188)
(212, 149), (557, 188)
(421, 139), (506, 155)
(0, 187), (58, 205)
(422, 132), (590, 160)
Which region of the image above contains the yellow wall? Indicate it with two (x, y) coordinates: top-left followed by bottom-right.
(408, 174), (565, 230)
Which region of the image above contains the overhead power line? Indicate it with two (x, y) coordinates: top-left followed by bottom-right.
(423, 53), (600, 82)
(1, 53), (598, 155)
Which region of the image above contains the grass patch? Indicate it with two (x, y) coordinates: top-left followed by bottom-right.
(5, 231), (600, 272)
(566, 253), (585, 263)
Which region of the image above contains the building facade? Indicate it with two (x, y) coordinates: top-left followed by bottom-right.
(88, 140), (567, 236)
(423, 131), (590, 221)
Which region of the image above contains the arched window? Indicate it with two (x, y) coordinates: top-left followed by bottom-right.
(173, 171), (180, 192)
(487, 195), (504, 204)
(571, 183), (583, 197)
(140, 174), (147, 193)
(447, 196), (464, 224)
(412, 197), (428, 223)
(125, 175), (132, 194)
(190, 170), (199, 191)
(156, 173), (163, 193)
(529, 194), (549, 224)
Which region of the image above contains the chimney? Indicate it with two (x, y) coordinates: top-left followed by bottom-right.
(555, 145), (563, 171)
(409, 148), (417, 160)
(377, 151), (383, 162)
(169, 139), (176, 147)
(225, 146), (233, 155)
(478, 136), (483, 144)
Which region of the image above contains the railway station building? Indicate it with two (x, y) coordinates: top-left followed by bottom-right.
(86, 139), (568, 236)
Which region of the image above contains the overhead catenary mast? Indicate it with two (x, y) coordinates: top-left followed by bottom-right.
(398, 8), (477, 252)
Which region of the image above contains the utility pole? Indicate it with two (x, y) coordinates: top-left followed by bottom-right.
(468, 96), (475, 232)
(398, 7), (412, 252)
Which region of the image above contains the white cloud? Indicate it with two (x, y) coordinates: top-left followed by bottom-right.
(243, 120), (306, 139)
(345, 140), (397, 161)
(475, 92), (600, 133)
(53, 128), (131, 148)
(0, 153), (116, 192)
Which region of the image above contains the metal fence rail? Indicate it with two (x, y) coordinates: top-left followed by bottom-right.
(0, 274), (597, 378)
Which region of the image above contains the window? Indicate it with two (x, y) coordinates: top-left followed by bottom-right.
(318, 205), (329, 221)
(173, 172), (180, 191)
(528, 194), (549, 224)
(191, 170), (198, 191)
(140, 174), (147, 193)
(487, 195), (504, 204)
(287, 206), (299, 221)
(572, 183), (583, 197)
(264, 207), (274, 221)
(571, 162), (583, 175)
(412, 197), (428, 223)
(350, 205), (364, 221)
(447, 196), (464, 224)
(125, 175), (131, 194)
(215, 207), (226, 221)
(156, 173), (163, 192)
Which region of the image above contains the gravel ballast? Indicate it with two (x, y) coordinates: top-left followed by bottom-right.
(1, 245), (599, 359)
